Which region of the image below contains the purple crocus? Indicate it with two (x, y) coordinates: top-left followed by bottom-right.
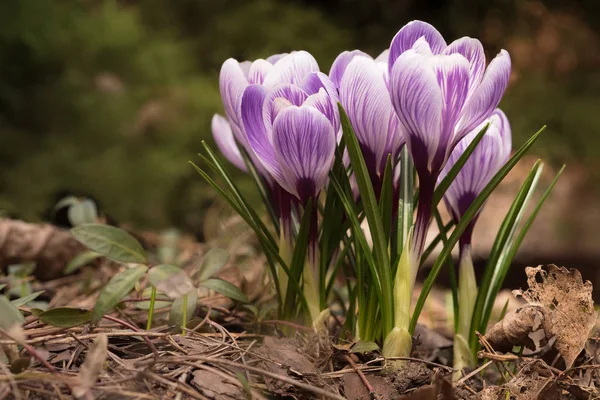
(438, 109), (512, 249)
(438, 109), (511, 373)
(387, 20), (511, 257)
(337, 54), (405, 194)
(211, 114), (247, 172)
(241, 67), (338, 320)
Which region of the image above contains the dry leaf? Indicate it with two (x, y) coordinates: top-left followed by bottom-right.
(72, 333), (108, 399)
(485, 265), (598, 368)
(191, 369), (243, 400)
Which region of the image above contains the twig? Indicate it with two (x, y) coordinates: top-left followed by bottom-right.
(102, 315), (158, 358)
(455, 360), (493, 386)
(141, 370), (208, 400)
(375, 356), (454, 372)
(139, 356), (346, 400)
(344, 355), (374, 394)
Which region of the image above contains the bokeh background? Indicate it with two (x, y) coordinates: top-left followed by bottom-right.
(1, 0), (599, 244)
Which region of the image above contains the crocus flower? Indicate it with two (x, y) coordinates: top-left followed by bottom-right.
(437, 109), (511, 374)
(387, 19), (511, 256)
(337, 54), (405, 193)
(211, 114), (247, 172)
(438, 109), (512, 249)
(240, 53), (339, 321)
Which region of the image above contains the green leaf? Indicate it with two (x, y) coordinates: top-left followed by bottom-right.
(71, 224), (147, 264)
(169, 290), (198, 327)
(68, 199), (98, 226)
(283, 198), (313, 318)
(92, 265), (147, 323)
(339, 103), (393, 336)
(0, 296), (24, 329)
(0, 284), (6, 291)
(148, 264), (181, 287)
(30, 308), (45, 317)
(39, 307), (92, 328)
(197, 248), (230, 283)
(433, 123), (489, 207)
(379, 157), (394, 242)
(478, 164), (564, 340)
(11, 291), (45, 307)
(64, 251), (102, 275)
(201, 278), (249, 304)
(351, 341), (380, 353)
(469, 160), (544, 349)
(410, 125), (546, 334)
(395, 148), (415, 272)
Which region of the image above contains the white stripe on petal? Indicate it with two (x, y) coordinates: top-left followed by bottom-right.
(219, 59), (249, 144)
(248, 59), (274, 85)
(329, 50), (371, 88)
(444, 37), (486, 98)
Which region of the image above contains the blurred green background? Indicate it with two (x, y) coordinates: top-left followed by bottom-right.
(1, 0), (599, 236)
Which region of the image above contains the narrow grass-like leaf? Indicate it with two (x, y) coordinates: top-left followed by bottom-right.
(40, 307), (92, 328)
(11, 291), (44, 307)
(339, 103), (393, 335)
(283, 199), (313, 318)
(469, 160), (543, 349)
(394, 148), (415, 271)
(197, 248), (230, 283)
(433, 123), (489, 207)
(419, 220), (455, 264)
(379, 157), (394, 242)
(202, 278), (249, 303)
(479, 164), (564, 336)
(71, 224), (147, 264)
(409, 126), (545, 333)
(0, 296), (24, 329)
(351, 341), (380, 353)
(432, 209), (459, 330)
(92, 265), (147, 323)
(64, 251), (102, 275)
(134, 288), (171, 310)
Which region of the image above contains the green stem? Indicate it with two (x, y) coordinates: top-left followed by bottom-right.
(182, 294), (188, 336)
(146, 286), (157, 330)
(453, 244), (477, 379)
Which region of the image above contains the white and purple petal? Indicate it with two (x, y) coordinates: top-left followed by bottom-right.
(444, 37), (486, 98)
(389, 50), (443, 173)
(241, 85), (285, 183)
(329, 50), (371, 88)
(340, 56), (404, 175)
(262, 51), (320, 87)
(272, 106), (336, 203)
(388, 20), (447, 75)
(248, 59), (274, 85)
(211, 114), (247, 172)
(455, 50), (511, 141)
(219, 59), (250, 143)
(262, 84), (309, 134)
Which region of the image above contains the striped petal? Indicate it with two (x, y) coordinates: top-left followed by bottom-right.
(439, 108), (512, 220)
(241, 85), (285, 183)
(263, 51), (320, 87)
(388, 20), (447, 75)
(266, 53), (288, 64)
(211, 114), (247, 172)
(430, 53), (471, 172)
(444, 37), (486, 98)
(262, 84), (308, 135)
(272, 106), (336, 203)
(248, 59), (274, 85)
(389, 50), (443, 174)
(301, 72), (340, 133)
(219, 59), (249, 143)
(329, 50), (371, 88)
(340, 56), (404, 175)
(375, 49), (390, 63)
(455, 50), (511, 141)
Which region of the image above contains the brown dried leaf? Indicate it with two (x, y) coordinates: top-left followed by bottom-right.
(518, 265), (597, 367)
(72, 333), (108, 399)
(485, 265), (597, 368)
(484, 305), (546, 352)
(191, 370), (243, 400)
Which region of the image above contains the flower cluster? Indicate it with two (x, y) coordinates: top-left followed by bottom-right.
(208, 20), (516, 366)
